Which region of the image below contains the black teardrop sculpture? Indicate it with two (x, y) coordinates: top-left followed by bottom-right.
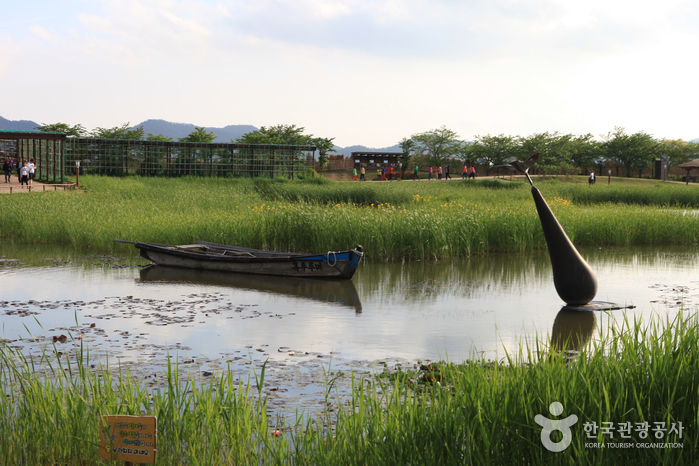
(532, 186), (597, 305)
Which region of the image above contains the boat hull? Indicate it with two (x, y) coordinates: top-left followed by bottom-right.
(133, 241), (363, 279)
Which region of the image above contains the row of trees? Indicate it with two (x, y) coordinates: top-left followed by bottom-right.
(234, 124), (335, 169)
(400, 126), (699, 177)
(35, 122), (218, 143)
(39, 121), (697, 177)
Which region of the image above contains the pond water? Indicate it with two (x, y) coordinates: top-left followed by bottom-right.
(1, 243), (697, 415)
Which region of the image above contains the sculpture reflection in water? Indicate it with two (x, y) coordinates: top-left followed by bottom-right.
(138, 266), (363, 313)
(550, 308), (596, 357)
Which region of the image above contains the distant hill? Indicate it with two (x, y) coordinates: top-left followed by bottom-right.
(333, 144), (401, 157)
(135, 121), (402, 155)
(133, 119), (258, 142)
(0, 115), (398, 155)
(0, 116), (40, 131)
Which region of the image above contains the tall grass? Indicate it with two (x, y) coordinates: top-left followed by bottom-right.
(554, 182), (699, 207)
(0, 176), (697, 259)
(1, 311), (697, 464)
(0, 337), (284, 465)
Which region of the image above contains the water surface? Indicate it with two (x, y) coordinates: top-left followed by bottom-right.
(1, 243), (696, 366)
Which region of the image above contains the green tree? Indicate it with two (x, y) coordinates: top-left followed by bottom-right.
(411, 126), (461, 162)
(686, 142), (699, 164)
(236, 124), (313, 145)
(398, 137), (417, 175)
(92, 123), (145, 140)
(469, 134), (518, 174)
(146, 133), (174, 142)
(602, 127), (659, 177)
(35, 122), (87, 137)
(517, 132), (572, 174)
(657, 138), (699, 170)
(312, 137), (336, 171)
(454, 141), (476, 166)
(179, 127), (216, 143)
(237, 125), (337, 175)
(567, 134), (601, 173)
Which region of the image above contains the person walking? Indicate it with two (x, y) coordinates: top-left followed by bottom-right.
(352, 167), (358, 181)
(588, 171), (595, 185)
(437, 165), (443, 180)
(462, 165), (468, 179)
(19, 160), (29, 187)
(413, 164), (419, 180)
(428, 166), (433, 180)
(388, 165), (394, 181)
(360, 165), (366, 181)
(2, 159), (10, 183)
(445, 165), (451, 180)
(469, 166), (476, 179)
(381, 165), (387, 181)
(28, 158), (36, 186)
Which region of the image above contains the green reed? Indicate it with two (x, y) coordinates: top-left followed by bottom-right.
(0, 176), (697, 258)
(2, 311), (697, 464)
(554, 182), (699, 207)
(311, 310), (699, 465)
(0, 338), (283, 465)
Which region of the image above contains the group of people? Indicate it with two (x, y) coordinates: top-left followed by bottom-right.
(352, 165), (368, 181)
(351, 164), (478, 181)
(352, 164), (397, 181)
(2, 157), (37, 187)
(424, 165), (476, 181)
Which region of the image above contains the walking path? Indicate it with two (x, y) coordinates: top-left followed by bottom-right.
(0, 177), (75, 194)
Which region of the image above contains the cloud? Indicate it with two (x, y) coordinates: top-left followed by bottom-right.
(75, 0), (218, 66)
(3, 0), (699, 144)
(0, 34), (20, 76)
(212, 0), (661, 61)
(29, 24), (57, 41)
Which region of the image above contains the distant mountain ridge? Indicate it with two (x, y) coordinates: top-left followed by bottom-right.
(0, 116), (398, 155)
(332, 144), (401, 157)
(135, 119), (258, 142)
(0, 116), (40, 131)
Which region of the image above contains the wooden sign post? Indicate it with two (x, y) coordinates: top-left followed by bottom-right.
(99, 415), (157, 464)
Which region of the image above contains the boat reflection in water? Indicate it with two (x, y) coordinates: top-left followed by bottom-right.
(550, 308), (596, 357)
(138, 266), (363, 313)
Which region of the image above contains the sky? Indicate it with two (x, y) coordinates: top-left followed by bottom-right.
(1, 0), (698, 147)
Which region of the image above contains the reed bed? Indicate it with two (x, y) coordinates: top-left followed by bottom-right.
(0, 176), (697, 259)
(555, 182), (699, 207)
(1, 311), (697, 464)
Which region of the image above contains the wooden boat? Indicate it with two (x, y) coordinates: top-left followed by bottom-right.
(116, 240), (363, 279)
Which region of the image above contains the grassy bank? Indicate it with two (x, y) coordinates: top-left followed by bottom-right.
(0, 176), (698, 259)
(1, 311), (697, 464)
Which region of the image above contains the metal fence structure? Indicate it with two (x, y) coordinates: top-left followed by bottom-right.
(65, 139), (317, 179)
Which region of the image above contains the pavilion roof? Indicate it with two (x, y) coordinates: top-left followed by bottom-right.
(678, 159), (699, 169)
